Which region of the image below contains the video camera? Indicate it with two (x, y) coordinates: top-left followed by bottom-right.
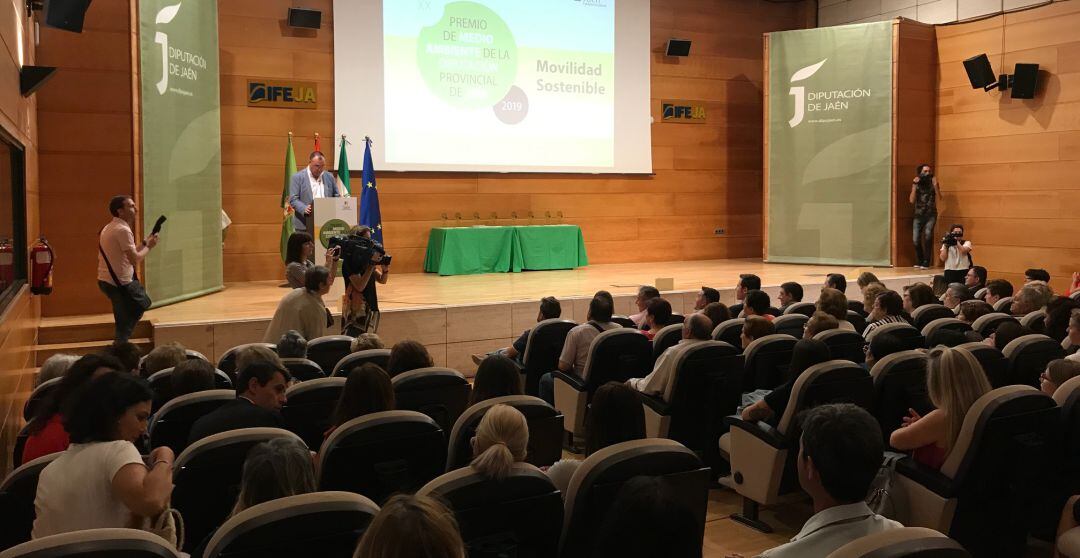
(328, 233), (391, 269)
(941, 231), (963, 247)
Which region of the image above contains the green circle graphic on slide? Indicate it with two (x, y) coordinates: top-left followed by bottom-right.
(417, 1), (517, 109)
(319, 219), (351, 248)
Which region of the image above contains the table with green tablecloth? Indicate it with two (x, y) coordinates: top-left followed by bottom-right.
(423, 225), (589, 275)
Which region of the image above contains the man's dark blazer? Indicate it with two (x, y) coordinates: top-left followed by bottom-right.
(187, 397), (284, 445)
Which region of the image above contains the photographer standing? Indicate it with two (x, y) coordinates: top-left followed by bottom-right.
(939, 223), (973, 285)
(97, 195), (158, 343)
(341, 226), (389, 336)
(909, 163), (940, 269)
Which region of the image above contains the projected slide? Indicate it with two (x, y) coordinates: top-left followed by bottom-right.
(383, 0), (614, 168)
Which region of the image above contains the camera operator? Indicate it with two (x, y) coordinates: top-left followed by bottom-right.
(939, 223), (973, 285)
(340, 225), (390, 335)
(909, 163), (940, 269)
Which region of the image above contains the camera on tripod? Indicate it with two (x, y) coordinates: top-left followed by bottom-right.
(328, 233), (391, 269)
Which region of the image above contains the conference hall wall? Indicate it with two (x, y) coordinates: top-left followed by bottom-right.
(934, 0), (1080, 291)
(220, 0), (811, 281)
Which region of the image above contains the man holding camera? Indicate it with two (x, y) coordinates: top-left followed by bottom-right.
(340, 226), (389, 335)
(910, 163), (940, 269)
(939, 223), (973, 285)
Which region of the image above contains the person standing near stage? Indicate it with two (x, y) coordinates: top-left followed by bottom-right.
(288, 151), (340, 232)
(910, 163), (940, 269)
(342, 226), (388, 336)
(97, 196), (158, 343)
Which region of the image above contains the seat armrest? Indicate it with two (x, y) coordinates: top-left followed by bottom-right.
(723, 416), (787, 449)
(552, 371), (585, 391)
(895, 456), (955, 498)
(638, 393), (670, 415)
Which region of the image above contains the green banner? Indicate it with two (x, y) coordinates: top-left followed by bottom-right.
(139, 0), (223, 306)
(767, 22), (893, 266)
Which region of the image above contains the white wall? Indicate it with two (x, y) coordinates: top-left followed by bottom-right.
(818, 0), (1057, 26)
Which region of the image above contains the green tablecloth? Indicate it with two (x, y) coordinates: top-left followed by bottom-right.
(423, 225), (589, 275)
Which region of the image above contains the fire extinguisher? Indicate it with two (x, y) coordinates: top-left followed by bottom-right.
(0, 238), (12, 288)
(30, 236), (54, 295)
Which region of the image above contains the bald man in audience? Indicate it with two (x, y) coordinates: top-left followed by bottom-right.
(626, 313), (712, 402)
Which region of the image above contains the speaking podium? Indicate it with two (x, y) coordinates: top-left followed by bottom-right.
(313, 196), (359, 263)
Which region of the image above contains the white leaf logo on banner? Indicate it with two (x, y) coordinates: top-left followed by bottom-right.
(156, 3), (181, 24)
(800, 122), (891, 185)
(154, 3), (182, 95)
(788, 58), (827, 128)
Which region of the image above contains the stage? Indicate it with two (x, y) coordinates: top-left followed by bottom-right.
(40, 259), (932, 375)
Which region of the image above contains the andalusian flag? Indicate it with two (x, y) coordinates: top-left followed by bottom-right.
(279, 133), (298, 263)
(336, 135), (351, 196)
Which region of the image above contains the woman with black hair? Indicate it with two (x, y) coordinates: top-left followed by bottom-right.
(468, 354), (523, 406)
(284, 231), (338, 289)
(324, 363), (395, 437)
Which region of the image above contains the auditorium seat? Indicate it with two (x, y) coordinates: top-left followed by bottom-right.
(1053, 375), (1080, 496)
(10, 424), (28, 468)
(772, 313), (808, 339)
(668, 313), (686, 325)
(723, 360), (873, 532)
(993, 296), (1013, 314)
(650, 323), (683, 362)
(610, 315), (636, 328)
(330, 348), (391, 377)
(921, 318), (972, 345)
(185, 349), (209, 362)
(148, 389), (235, 455)
(847, 310), (869, 335)
(1060, 526), (1080, 558)
(418, 464), (562, 557)
(279, 357), (325, 382)
(217, 343), (276, 379)
(521, 318), (576, 396)
(912, 304), (955, 331)
(306, 335), (355, 374)
(392, 367), (471, 432)
(0, 528), (181, 558)
(955, 342), (1008, 387)
(866, 322), (924, 351)
(974, 287), (988, 301)
(814, 329), (866, 363)
(559, 439), (709, 558)
(848, 300), (868, 317)
(317, 410), (446, 504)
(282, 377), (346, 449)
(1002, 334), (1065, 388)
(892, 386), (1059, 556)
(741, 334), (798, 391)
(970, 312), (1018, 339)
(172, 428), (305, 553)
(202, 492), (379, 558)
(712, 318), (745, 347)
(782, 301), (815, 317)
(0, 453), (60, 551)
(553, 329), (652, 438)
(826, 527), (968, 558)
(445, 395), (563, 470)
(1020, 309), (1047, 334)
(869, 350), (933, 445)
(21, 377), (61, 421)
(147, 366), (232, 411)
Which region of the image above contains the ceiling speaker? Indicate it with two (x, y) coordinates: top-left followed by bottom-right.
(288, 7), (321, 29)
(962, 53), (996, 90)
(1010, 63), (1039, 99)
(665, 39), (691, 57)
(20, 65), (56, 96)
(43, 0), (92, 33)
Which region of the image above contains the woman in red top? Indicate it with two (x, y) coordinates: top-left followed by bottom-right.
(21, 354), (125, 464)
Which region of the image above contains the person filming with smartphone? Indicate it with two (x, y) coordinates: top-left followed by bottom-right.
(97, 196), (159, 343)
(939, 223), (973, 285)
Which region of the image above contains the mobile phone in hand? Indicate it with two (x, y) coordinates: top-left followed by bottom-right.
(151, 215), (167, 236)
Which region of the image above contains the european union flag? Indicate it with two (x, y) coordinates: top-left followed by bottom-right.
(359, 137), (383, 244)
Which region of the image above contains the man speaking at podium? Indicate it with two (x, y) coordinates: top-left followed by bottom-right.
(289, 151), (340, 232)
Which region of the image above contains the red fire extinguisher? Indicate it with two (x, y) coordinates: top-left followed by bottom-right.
(30, 236), (54, 295)
(0, 238), (13, 289)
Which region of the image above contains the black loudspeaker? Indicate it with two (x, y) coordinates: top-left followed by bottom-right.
(666, 39), (691, 57)
(20, 65), (56, 96)
(43, 0), (92, 33)
(962, 53), (996, 90)
(1011, 63), (1039, 99)
(287, 7), (321, 29)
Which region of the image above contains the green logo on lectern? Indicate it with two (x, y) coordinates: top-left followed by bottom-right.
(319, 219), (351, 248)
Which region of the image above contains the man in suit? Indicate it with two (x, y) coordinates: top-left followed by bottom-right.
(289, 150), (340, 232)
(188, 361), (291, 444)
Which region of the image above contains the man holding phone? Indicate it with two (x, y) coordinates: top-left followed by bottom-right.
(97, 195), (158, 342)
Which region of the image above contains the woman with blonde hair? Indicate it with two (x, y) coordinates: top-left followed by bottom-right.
(861, 282), (888, 315)
(353, 494), (465, 558)
(470, 404), (529, 481)
(857, 271), (881, 292)
(816, 287), (856, 332)
(890, 346), (992, 469)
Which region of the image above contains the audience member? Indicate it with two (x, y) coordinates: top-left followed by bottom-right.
(32, 373), (173, 539)
(629, 286), (660, 328)
(591, 476), (701, 558)
(965, 265), (987, 292)
(262, 266), (333, 343)
(326, 363), (395, 437)
(987, 320), (1031, 351)
(351, 332), (385, 353)
(170, 358), (217, 398)
(539, 293), (619, 404)
(984, 279), (1014, 307)
(804, 311), (839, 339)
(865, 332), (906, 370)
(142, 342), (185, 378)
(235, 343), (285, 373)
(702, 302), (731, 330)
(740, 338), (831, 426)
(860, 282), (887, 313)
(958, 300), (994, 324)
(825, 273), (848, 294)
(469, 404), (528, 480)
(34, 353), (78, 388)
(863, 290), (907, 338)
(817, 288), (856, 332)
(740, 316), (776, 350)
(695, 286), (720, 311)
(468, 354), (523, 406)
(276, 330), (308, 359)
(474, 296), (560, 365)
(102, 341), (142, 375)
(1012, 281), (1053, 316)
(626, 314), (712, 400)
(942, 283), (972, 311)
(1068, 311), (1080, 361)
(759, 404), (900, 557)
(743, 290), (773, 321)
(730, 274), (761, 317)
(777, 282), (803, 313)
(1025, 268), (1051, 284)
(1041, 359), (1080, 396)
(902, 283), (936, 313)
(856, 272), (880, 292)
(1045, 297), (1080, 342)
(283, 232), (315, 289)
(188, 361), (290, 444)
(352, 494), (465, 558)
(546, 382), (646, 493)
(642, 297), (673, 339)
(23, 354), (124, 464)
(890, 347), (991, 469)
(387, 340), (434, 377)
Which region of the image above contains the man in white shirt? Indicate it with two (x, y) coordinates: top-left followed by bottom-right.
(758, 404), (902, 557)
(288, 151), (340, 232)
(626, 313), (712, 401)
(537, 294), (620, 404)
(97, 195), (158, 343)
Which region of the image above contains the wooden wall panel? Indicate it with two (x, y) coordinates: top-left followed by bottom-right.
(220, 0), (808, 282)
(934, 1), (1080, 292)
